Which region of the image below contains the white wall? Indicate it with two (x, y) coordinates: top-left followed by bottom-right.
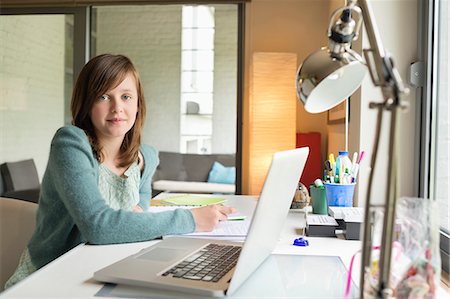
(351, 0), (418, 206)
(0, 15), (66, 179)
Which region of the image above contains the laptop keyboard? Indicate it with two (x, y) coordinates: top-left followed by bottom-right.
(161, 243), (241, 283)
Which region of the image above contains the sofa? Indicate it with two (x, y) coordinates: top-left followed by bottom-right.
(152, 151), (236, 196)
(0, 159), (40, 203)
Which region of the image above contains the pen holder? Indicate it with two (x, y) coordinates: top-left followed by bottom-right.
(324, 183), (355, 207)
(310, 185), (328, 215)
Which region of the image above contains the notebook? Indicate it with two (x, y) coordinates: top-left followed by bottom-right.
(93, 147), (309, 297)
(160, 194), (226, 206)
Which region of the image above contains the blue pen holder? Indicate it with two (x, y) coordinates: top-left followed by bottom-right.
(324, 183), (355, 207)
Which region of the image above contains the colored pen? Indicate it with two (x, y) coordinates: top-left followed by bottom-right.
(352, 152), (358, 167)
(358, 150), (365, 164)
(329, 153), (335, 166)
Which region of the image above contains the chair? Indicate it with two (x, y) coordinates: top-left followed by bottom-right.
(0, 159), (40, 203)
(0, 197), (38, 291)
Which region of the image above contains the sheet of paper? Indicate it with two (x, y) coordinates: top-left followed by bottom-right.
(148, 206), (249, 239)
(186, 220), (250, 237)
(306, 214), (338, 226)
(148, 206), (246, 221)
(328, 207), (364, 222)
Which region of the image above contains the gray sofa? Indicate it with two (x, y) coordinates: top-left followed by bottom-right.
(0, 159), (40, 203)
(152, 151), (236, 196)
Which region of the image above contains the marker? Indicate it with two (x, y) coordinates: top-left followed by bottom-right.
(314, 178), (324, 188)
(227, 215), (246, 221)
(358, 150), (365, 164)
(352, 152), (358, 167)
(352, 164), (360, 181)
(329, 153), (335, 166)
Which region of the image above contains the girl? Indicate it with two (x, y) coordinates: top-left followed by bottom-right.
(5, 54), (234, 288)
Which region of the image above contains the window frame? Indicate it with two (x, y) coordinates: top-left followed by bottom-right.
(1, 1), (245, 194)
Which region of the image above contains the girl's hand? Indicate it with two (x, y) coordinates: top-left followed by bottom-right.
(133, 205), (143, 212)
(190, 205), (236, 232)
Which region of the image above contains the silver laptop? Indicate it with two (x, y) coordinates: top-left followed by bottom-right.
(94, 147), (309, 297)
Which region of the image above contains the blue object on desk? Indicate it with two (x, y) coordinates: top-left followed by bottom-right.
(293, 237), (309, 246)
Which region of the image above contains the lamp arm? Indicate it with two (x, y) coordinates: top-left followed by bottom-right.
(355, 0), (409, 298)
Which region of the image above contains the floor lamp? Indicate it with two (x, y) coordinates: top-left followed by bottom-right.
(296, 0), (409, 298)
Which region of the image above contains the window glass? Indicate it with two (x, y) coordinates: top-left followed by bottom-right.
(91, 4), (237, 155)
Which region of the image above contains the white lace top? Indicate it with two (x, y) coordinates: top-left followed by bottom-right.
(98, 162), (141, 211)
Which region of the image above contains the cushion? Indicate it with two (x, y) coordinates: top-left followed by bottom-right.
(153, 152), (188, 181)
(0, 159), (40, 192)
(207, 161), (236, 185)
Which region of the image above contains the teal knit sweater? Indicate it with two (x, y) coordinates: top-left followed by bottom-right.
(27, 125), (195, 270)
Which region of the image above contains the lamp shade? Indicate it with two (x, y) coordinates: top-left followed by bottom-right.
(296, 48), (367, 113)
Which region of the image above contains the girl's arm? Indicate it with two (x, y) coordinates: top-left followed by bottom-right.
(138, 145), (159, 210)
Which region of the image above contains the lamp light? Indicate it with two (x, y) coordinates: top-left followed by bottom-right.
(248, 52), (297, 195)
(296, 0), (409, 298)
(297, 47), (367, 113)
(296, 3), (367, 113)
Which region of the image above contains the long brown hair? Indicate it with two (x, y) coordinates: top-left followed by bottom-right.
(71, 54), (146, 167)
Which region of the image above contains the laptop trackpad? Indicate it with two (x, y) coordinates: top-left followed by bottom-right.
(137, 247), (186, 262)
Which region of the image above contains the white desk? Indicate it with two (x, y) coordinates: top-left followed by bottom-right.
(0, 195), (386, 298)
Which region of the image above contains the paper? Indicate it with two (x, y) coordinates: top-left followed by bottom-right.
(306, 214), (338, 226)
(186, 220), (250, 237)
(148, 206), (249, 240)
(328, 207), (364, 222)
(160, 194), (226, 206)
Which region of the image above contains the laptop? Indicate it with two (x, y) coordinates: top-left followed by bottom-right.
(94, 147), (309, 297)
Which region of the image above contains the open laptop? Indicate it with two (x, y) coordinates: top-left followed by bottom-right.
(94, 147), (309, 297)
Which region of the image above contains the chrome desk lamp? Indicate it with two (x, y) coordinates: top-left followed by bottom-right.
(296, 0), (409, 298)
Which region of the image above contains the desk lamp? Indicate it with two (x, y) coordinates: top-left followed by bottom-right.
(296, 0), (409, 298)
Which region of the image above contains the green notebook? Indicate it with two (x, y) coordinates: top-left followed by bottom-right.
(160, 195), (226, 206)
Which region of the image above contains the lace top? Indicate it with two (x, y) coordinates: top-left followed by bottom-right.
(98, 162), (141, 211)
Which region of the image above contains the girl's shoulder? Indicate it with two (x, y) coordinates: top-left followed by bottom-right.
(52, 125), (89, 144)
(139, 144), (159, 176)
(140, 144), (159, 161)
(51, 125), (95, 160)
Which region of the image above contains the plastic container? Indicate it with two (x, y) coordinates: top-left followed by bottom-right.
(335, 151), (352, 179)
(310, 185), (328, 214)
(324, 182), (355, 207)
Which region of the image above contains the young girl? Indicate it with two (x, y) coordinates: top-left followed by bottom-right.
(5, 54), (235, 288)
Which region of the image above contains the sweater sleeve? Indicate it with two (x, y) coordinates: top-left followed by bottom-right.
(48, 126), (195, 244)
(138, 144), (159, 210)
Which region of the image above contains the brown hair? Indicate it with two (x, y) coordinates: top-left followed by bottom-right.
(71, 54), (146, 167)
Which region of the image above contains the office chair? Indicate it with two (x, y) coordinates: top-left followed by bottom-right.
(0, 197), (37, 291)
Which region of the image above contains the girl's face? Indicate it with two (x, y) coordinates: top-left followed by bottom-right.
(90, 73), (138, 144)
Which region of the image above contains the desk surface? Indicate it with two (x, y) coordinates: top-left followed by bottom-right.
(0, 195), (444, 298)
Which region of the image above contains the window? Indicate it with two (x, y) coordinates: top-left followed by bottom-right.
(180, 5), (215, 154)
(432, 0), (449, 235)
(90, 4), (238, 156)
(422, 0), (449, 273)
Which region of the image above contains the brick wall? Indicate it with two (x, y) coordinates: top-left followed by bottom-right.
(0, 15), (65, 179)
